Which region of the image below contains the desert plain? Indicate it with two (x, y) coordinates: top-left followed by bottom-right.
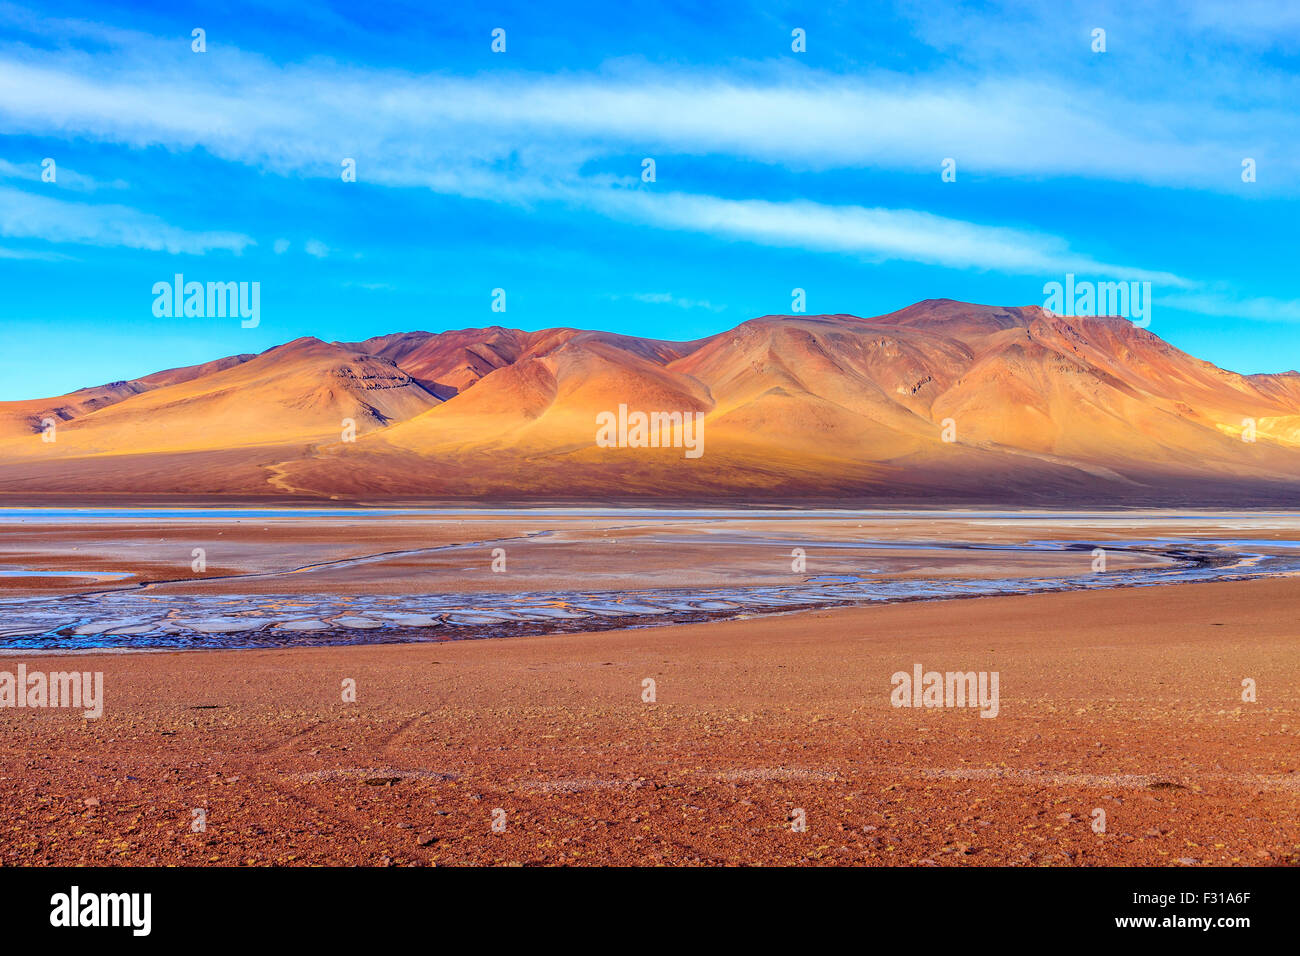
(0, 507), (1296, 866)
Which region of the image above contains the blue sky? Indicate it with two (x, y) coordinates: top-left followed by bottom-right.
(2, 0), (1299, 399)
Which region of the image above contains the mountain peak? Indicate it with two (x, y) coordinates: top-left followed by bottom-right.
(3, 301), (1298, 503)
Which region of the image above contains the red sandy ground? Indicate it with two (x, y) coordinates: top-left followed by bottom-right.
(1, 577), (1297, 866)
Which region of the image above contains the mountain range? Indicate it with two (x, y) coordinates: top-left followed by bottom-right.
(4, 299), (1300, 504)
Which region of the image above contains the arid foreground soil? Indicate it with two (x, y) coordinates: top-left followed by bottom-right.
(2, 577), (1297, 866)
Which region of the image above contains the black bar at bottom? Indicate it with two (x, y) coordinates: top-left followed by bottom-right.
(0, 865), (1286, 944)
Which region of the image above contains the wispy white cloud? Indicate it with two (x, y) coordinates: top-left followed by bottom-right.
(0, 8), (1266, 293)
(596, 190), (1193, 285)
(304, 239), (329, 258)
(0, 245), (73, 261)
(0, 49), (1284, 191)
(0, 156), (127, 192)
(619, 292), (727, 312)
(1163, 291), (1300, 324)
(0, 186), (253, 254)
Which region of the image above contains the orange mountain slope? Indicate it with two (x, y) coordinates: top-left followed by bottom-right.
(2, 300), (1298, 503)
